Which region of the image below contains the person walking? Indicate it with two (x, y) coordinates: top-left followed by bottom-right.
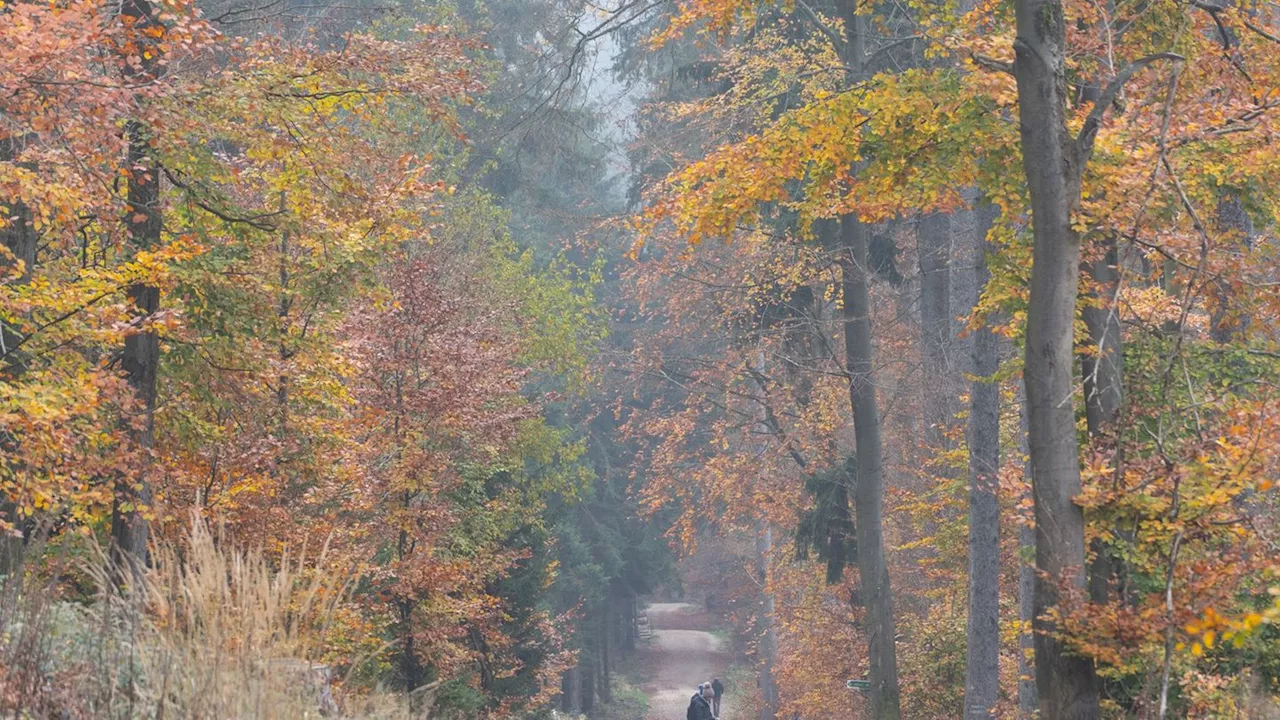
(711, 677), (725, 716)
(687, 682), (715, 720)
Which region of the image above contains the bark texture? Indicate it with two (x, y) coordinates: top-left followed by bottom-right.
(839, 214), (901, 719)
(919, 212), (955, 448)
(964, 203), (1000, 720)
(1012, 0), (1101, 710)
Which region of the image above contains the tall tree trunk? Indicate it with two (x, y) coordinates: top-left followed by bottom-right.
(111, 118), (161, 574)
(919, 212), (955, 449)
(581, 660), (595, 714)
(755, 521), (780, 720)
(964, 203), (1000, 720)
(1081, 237), (1122, 436)
(561, 665), (582, 714)
(598, 603), (613, 704)
(830, 0), (902, 710)
(839, 215), (901, 719)
(0, 134), (37, 577)
(623, 593), (636, 653)
(1082, 234), (1123, 606)
(1012, 0), (1101, 710)
(110, 0), (164, 576)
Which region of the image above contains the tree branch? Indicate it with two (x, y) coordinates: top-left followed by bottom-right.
(970, 53), (1015, 76)
(163, 167), (285, 231)
(1076, 52), (1184, 160)
(795, 0), (847, 55)
(1242, 17), (1280, 45)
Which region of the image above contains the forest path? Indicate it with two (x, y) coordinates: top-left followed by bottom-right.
(637, 602), (732, 720)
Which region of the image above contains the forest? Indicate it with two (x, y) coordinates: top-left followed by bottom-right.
(0, 0), (1277, 714)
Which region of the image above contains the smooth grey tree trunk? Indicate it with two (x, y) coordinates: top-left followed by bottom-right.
(1013, 0), (1105, 707)
(829, 0), (902, 712)
(1013, 0), (1101, 710)
(839, 215), (901, 719)
(756, 521), (780, 720)
(964, 203), (1000, 720)
(919, 212), (955, 449)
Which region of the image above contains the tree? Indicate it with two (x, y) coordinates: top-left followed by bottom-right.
(964, 203), (1000, 720)
(111, 0), (166, 574)
(838, 212), (902, 718)
(1011, 0), (1104, 708)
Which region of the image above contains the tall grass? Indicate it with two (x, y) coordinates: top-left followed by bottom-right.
(0, 517), (418, 719)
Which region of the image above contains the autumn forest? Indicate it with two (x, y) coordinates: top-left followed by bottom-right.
(0, 0), (1278, 714)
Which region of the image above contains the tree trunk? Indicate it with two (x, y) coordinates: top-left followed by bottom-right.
(1012, 0), (1101, 710)
(839, 215), (902, 719)
(1209, 194), (1254, 343)
(624, 594), (636, 652)
(0, 137), (36, 368)
(919, 212), (954, 449)
(561, 664), (582, 715)
(110, 0), (164, 577)
(1081, 234), (1123, 438)
(1081, 234), (1123, 606)
(0, 134), (37, 578)
(821, 2), (900, 713)
(756, 521), (780, 720)
(599, 603), (613, 704)
(964, 203), (1000, 720)
(581, 660), (595, 714)
(111, 116), (161, 576)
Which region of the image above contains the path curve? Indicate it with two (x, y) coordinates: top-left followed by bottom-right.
(638, 602), (731, 720)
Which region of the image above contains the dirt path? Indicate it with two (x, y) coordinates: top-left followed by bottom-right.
(636, 602), (731, 720)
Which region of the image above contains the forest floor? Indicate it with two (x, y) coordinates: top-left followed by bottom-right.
(634, 602), (733, 720)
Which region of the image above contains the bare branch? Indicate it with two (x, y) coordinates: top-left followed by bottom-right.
(971, 53), (1015, 76)
(795, 0), (847, 54)
(1242, 17), (1280, 45)
(1077, 52), (1184, 161)
(163, 167), (285, 231)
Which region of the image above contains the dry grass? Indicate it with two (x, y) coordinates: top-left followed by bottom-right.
(0, 517), (418, 719)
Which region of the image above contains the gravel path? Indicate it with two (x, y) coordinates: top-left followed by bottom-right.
(638, 603), (732, 720)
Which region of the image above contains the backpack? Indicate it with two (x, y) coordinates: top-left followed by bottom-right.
(687, 694), (700, 720)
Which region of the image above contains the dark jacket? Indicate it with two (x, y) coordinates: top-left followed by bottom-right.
(687, 693), (714, 720)
(711, 679), (724, 697)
